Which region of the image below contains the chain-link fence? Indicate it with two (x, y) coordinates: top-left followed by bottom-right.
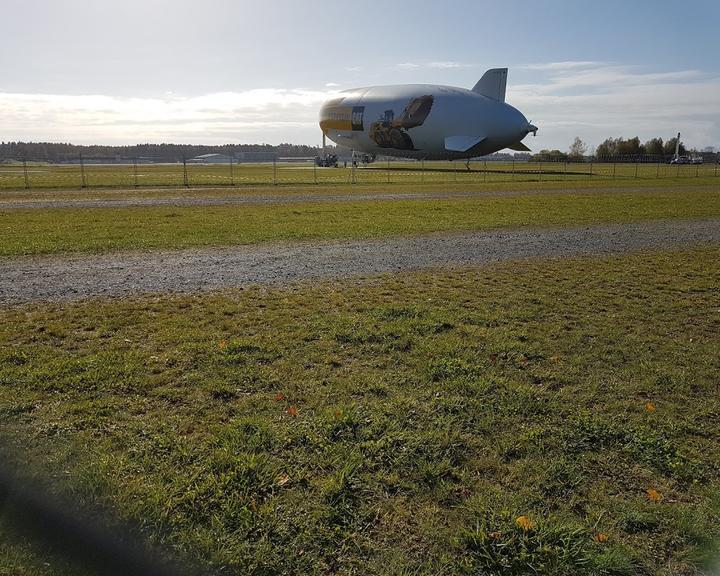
(1, 154), (718, 190)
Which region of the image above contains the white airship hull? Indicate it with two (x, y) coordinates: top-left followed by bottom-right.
(319, 70), (536, 160)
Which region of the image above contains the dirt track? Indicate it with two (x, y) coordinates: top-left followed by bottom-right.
(0, 185), (711, 210)
(1, 219), (718, 305)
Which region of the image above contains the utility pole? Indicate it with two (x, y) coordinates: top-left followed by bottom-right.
(182, 157), (189, 187)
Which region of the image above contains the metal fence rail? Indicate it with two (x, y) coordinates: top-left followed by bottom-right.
(0, 154), (718, 190)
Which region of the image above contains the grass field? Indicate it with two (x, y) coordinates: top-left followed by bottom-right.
(2, 174), (719, 574)
(1, 248), (719, 575)
(1, 160), (718, 190)
(2, 187), (720, 256)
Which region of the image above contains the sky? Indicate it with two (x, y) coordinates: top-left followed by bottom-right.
(1, 0), (719, 152)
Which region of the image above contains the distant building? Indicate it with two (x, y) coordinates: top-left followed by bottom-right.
(188, 153), (233, 164)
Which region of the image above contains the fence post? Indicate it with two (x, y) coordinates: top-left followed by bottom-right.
(589, 160), (593, 179)
(229, 154), (234, 186)
(313, 158), (317, 185)
(22, 158), (30, 189)
(273, 157), (277, 186)
(387, 157), (390, 184)
(182, 157), (189, 188)
(715, 155), (718, 177)
(79, 153), (87, 188)
(421, 158), (424, 184)
(512, 157), (515, 181)
(656, 162), (660, 179)
(538, 161), (542, 182)
(676, 162), (680, 178)
(695, 163), (699, 178)
(133, 157), (139, 188)
(613, 161), (616, 179)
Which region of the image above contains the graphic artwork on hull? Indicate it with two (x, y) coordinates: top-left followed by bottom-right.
(320, 101), (365, 132)
(369, 95), (434, 151)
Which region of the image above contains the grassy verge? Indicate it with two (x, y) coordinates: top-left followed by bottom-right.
(1, 160), (718, 190)
(1, 247), (719, 574)
(2, 187), (720, 256)
(0, 177), (718, 203)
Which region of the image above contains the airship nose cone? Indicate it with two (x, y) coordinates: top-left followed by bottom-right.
(528, 123), (538, 136)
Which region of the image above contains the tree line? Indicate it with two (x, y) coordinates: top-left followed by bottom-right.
(0, 142), (330, 162)
(533, 135), (701, 162)
(1, 137), (714, 164)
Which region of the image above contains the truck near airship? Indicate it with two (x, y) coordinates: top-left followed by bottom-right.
(319, 68), (537, 165)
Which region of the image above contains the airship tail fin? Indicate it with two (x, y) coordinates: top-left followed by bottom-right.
(445, 135), (486, 153)
(472, 68), (508, 102)
(507, 141), (531, 152)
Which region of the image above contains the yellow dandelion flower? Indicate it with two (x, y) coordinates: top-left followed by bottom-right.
(646, 488), (662, 502)
(515, 516), (534, 531)
(645, 402), (656, 413)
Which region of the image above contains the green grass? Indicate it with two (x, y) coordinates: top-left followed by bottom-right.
(1, 177), (718, 204)
(1, 247), (719, 575)
(2, 187), (720, 256)
(1, 160), (718, 190)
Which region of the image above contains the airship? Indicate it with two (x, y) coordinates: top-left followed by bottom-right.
(319, 68), (537, 165)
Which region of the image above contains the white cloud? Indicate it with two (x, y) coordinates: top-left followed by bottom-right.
(1, 62), (718, 150)
(396, 62), (421, 70)
(522, 61), (605, 71)
(427, 61), (470, 69)
(0, 88), (338, 144)
(396, 61), (471, 70)
(510, 62), (720, 151)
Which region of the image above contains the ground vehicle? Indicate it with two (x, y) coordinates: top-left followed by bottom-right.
(314, 154), (338, 167)
(669, 156), (691, 164)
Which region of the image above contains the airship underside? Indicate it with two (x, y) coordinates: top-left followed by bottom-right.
(319, 68), (537, 160)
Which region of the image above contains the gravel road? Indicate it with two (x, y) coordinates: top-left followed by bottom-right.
(0, 186), (701, 210)
(1, 219), (718, 305)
